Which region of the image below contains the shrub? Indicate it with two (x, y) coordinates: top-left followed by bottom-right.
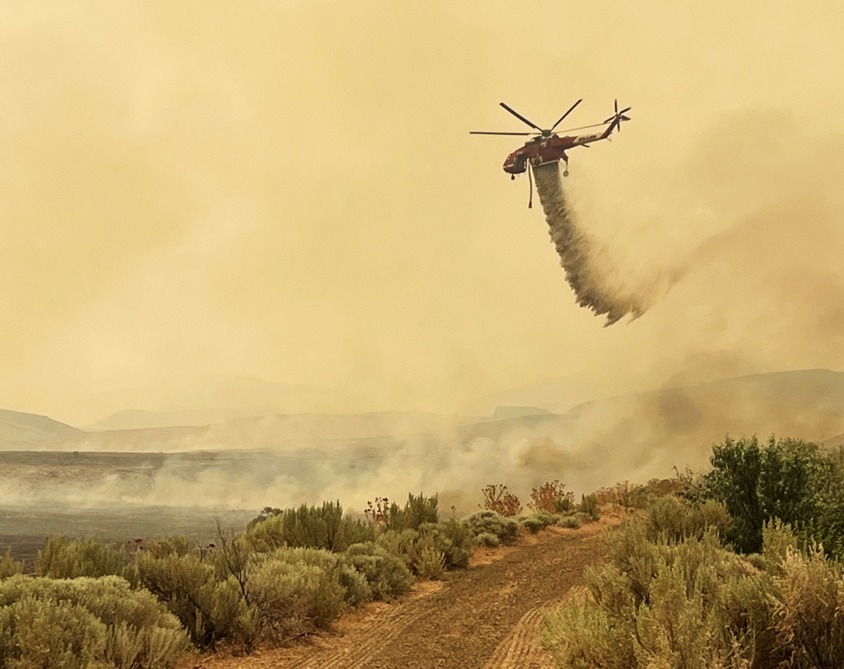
(0, 549), (22, 578)
(543, 524), (778, 668)
(0, 574), (189, 668)
(520, 511), (559, 534)
(420, 520), (473, 570)
(577, 493), (601, 521)
(135, 549), (240, 650)
(36, 536), (131, 580)
(645, 496), (731, 543)
(771, 545), (844, 667)
(376, 528), (420, 571)
(463, 510), (519, 544)
(375, 518), (473, 577)
(413, 536), (446, 580)
(0, 595), (107, 669)
(594, 481), (649, 510)
(142, 535), (198, 559)
(248, 501), (374, 553)
(366, 493), (440, 531)
(481, 484), (522, 516)
(344, 542), (414, 600)
(260, 546), (372, 607)
(247, 555), (345, 641)
(474, 532), (500, 548)
(699, 435), (834, 553)
(557, 515), (582, 530)
(529, 481), (574, 514)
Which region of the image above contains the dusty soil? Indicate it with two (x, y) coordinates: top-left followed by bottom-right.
(181, 516), (619, 669)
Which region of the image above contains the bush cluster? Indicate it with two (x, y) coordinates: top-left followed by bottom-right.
(36, 536), (133, 581)
(463, 510), (519, 545)
(375, 518), (473, 577)
(365, 493), (440, 531)
(134, 528), (414, 651)
(544, 515), (844, 668)
(1, 482), (597, 663)
(698, 435), (844, 557)
(247, 501), (375, 552)
(0, 574), (188, 668)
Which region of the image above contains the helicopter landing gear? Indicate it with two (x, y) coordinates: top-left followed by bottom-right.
(511, 174), (515, 180)
(562, 155), (570, 177)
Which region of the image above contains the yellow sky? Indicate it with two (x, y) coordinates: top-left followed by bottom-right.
(2, 1), (844, 424)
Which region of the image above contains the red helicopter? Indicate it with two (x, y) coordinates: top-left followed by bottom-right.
(471, 99), (631, 205)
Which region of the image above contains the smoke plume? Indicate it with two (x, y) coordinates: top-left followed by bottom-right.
(533, 162), (651, 325)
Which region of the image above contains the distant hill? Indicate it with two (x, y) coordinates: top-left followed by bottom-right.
(23, 411), (480, 452)
(0, 409), (80, 449)
(463, 377), (608, 415)
(86, 374), (369, 430)
(86, 408), (272, 431)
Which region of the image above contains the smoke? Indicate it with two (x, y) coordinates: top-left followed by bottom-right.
(532, 162), (678, 325)
(5, 369), (844, 517)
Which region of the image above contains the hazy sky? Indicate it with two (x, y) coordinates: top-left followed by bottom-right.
(3, 1), (844, 425)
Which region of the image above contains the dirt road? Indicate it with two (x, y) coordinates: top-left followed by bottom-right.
(183, 520), (612, 669)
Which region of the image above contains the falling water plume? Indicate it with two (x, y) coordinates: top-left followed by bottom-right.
(532, 162), (648, 326)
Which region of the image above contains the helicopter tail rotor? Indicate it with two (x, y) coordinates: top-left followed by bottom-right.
(603, 99), (632, 132)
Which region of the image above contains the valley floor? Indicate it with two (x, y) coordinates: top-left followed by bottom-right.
(180, 517), (616, 669)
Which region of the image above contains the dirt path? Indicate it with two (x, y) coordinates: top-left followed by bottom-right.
(182, 522), (613, 669)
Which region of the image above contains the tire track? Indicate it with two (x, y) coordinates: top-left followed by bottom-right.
(482, 605), (555, 669)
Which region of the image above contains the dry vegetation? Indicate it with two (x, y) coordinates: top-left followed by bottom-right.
(4, 435), (844, 667)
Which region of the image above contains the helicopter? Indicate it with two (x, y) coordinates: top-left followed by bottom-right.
(470, 99), (631, 205)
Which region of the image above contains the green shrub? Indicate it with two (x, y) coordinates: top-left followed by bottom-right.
(376, 528), (420, 571)
(135, 549), (239, 650)
(248, 555), (345, 641)
(700, 435), (834, 553)
(521, 517), (546, 534)
(0, 595), (107, 669)
(543, 525), (778, 668)
(419, 520), (473, 570)
(771, 545), (844, 667)
(0, 549), (22, 579)
(248, 501), (374, 553)
(142, 535), (198, 559)
(521, 511), (559, 534)
(577, 493), (601, 521)
(36, 536), (131, 580)
(260, 546), (372, 607)
(0, 575), (189, 668)
(365, 493), (440, 531)
(645, 496), (731, 543)
(474, 532), (500, 548)
(375, 519), (472, 576)
(344, 542), (414, 600)
(557, 515), (582, 530)
(413, 537), (446, 580)
(400, 492), (440, 530)
(463, 510), (519, 544)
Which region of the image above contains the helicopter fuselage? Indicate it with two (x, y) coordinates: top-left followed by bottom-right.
(502, 130), (608, 175)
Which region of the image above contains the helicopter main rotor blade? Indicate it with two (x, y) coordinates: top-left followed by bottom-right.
(499, 102), (542, 131)
(469, 131), (535, 136)
(550, 99), (583, 131)
(556, 121), (608, 132)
